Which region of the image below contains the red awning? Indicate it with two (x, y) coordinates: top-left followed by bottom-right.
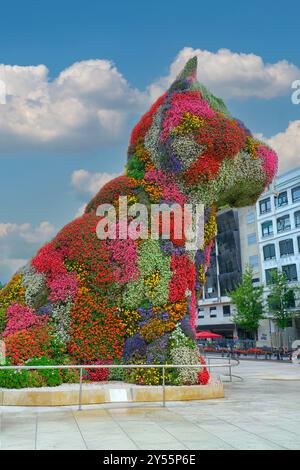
(196, 331), (223, 339)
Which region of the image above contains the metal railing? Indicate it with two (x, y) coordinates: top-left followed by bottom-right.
(0, 359), (239, 410)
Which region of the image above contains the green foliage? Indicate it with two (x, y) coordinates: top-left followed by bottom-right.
(126, 155), (145, 180)
(108, 359), (126, 381)
(267, 271), (299, 330)
(25, 357), (63, 387)
(231, 266), (264, 335)
(0, 356), (79, 389)
(0, 307), (7, 333)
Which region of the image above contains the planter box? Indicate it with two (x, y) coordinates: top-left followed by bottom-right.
(0, 378), (224, 407)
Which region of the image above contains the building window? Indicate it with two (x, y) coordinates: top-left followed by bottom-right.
(210, 307), (217, 318)
(292, 186), (300, 203)
(279, 239), (294, 257)
(249, 255), (259, 267)
(246, 212), (255, 224)
(223, 305), (231, 317)
(259, 197), (271, 214)
(282, 264), (298, 282)
(295, 211), (300, 228)
(275, 191), (288, 208)
(277, 215), (291, 233)
(197, 308), (204, 319)
(262, 221), (273, 237)
(247, 233), (257, 245)
(265, 268), (277, 285)
(263, 244), (276, 260)
(298, 236), (300, 253)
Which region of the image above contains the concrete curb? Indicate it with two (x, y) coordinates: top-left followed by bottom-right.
(0, 382), (224, 406)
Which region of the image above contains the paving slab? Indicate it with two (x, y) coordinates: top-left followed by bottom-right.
(1, 360), (300, 450)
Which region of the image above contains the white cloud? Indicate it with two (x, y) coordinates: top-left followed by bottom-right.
(0, 49), (299, 153)
(75, 204), (87, 218)
(72, 169), (119, 218)
(71, 169), (119, 196)
(0, 258), (28, 282)
(149, 47), (300, 100)
(0, 221), (55, 243)
(257, 120), (300, 173)
(0, 221), (56, 282)
(0, 59), (148, 153)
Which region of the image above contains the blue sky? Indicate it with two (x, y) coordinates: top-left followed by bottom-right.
(0, 0), (300, 282)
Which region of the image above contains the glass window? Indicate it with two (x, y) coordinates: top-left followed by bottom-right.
(246, 212), (255, 224)
(249, 255), (259, 267)
(247, 233), (257, 245)
(279, 239), (294, 257)
(223, 305), (231, 317)
(197, 308), (204, 319)
(210, 307), (217, 318)
(295, 211), (300, 228)
(277, 215), (291, 233)
(275, 191), (288, 207)
(263, 244), (276, 260)
(265, 268), (277, 285)
(282, 264), (298, 282)
(262, 221), (273, 237)
(259, 197), (271, 214)
(292, 186), (300, 203)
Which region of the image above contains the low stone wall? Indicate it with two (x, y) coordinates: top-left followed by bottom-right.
(0, 379), (224, 406)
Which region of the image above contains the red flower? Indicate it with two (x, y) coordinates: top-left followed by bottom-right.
(197, 355), (210, 385)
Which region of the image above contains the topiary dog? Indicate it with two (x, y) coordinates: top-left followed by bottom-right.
(0, 58), (278, 385)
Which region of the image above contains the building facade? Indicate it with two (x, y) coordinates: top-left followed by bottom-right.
(256, 167), (300, 287)
(256, 166), (300, 344)
(196, 166), (300, 346)
(196, 208), (242, 339)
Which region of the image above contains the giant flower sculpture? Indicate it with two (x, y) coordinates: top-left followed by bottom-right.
(0, 57), (278, 386)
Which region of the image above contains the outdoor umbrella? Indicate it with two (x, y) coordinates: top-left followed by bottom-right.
(196, 331), (223, 339)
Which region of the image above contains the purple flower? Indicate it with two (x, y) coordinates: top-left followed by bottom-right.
(123, 334), (147, 361)
(146, 334), (170, 364)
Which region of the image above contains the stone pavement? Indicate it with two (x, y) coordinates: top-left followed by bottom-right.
(1, 360), (300, 450)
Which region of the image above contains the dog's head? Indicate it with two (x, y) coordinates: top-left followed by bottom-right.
(127, 57), (278, 207)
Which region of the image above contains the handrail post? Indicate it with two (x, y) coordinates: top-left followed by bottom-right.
(162, 366), (166, 407)
(229, 363), (232, 383)
(78, 367), (83, 411)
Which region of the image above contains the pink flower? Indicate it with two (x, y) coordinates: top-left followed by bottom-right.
(204, 240), (214, 269)
(108, 238), (138, 284)
(144, 170), (186, 204)
(162, 184), (187, 205)
(4, 303), (46, 337)
(47, 273), (78, 303)
(258, 145), (278, 186)
(144, 169), (166, 184)
(161, 91), (215, 141)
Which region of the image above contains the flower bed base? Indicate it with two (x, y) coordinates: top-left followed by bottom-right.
(0, 379), (224, 407)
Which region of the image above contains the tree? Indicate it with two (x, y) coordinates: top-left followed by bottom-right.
(230, 266), (264, 338)
(267, 270), (299, 330)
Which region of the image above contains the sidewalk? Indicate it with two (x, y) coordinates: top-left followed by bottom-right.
(1, 361), (300, 450)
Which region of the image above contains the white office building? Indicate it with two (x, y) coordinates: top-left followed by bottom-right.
(256, 167), (300, 286)
(256, 167), (300, 344)
(196, 167), (300, 346)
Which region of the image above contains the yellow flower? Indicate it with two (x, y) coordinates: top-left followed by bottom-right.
(246, 137), (260, 160)
(172, 112), (205, 135)
(0, 274), (25, 310)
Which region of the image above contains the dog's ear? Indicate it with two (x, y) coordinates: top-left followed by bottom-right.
(168, 56), (198, 92)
